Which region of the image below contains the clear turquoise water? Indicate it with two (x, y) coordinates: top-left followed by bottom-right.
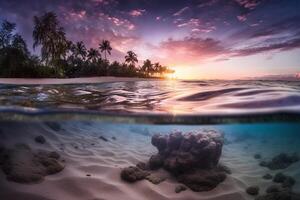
(0, 80), (300, 199)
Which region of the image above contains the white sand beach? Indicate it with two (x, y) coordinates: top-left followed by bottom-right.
(0, 121), (299, 200)
(0, 77), (158, 85)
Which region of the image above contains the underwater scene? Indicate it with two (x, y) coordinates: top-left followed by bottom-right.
(0, 80), (300, 200)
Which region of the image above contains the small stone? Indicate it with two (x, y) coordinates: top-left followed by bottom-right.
(145, 174), (166, 184)
(266, 185), (281, 193)
(262, 173), (273, 180)
(254, 154), (262, 159)
(49, 151), (60, 159)
(86, 174), (91, 177)
(120, 166), (150, 183)
(34, 135), (46, 144)
(246, 186), (260, 196)
(136, 162), (149, 170)
(175, 185), (187, 193)
(273, 173), (287, 183)
(99, 136), (108, 142)
(112, 136), (116, 140)
(282, 177), (295, 188)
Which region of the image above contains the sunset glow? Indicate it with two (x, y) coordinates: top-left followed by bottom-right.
(1, 0), (300, 79)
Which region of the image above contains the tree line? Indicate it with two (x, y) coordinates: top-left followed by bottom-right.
(0, 12), (174, 78)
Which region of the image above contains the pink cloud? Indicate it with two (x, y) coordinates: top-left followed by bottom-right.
(129, 9), (146, 17)
(237, 15), (247, 22)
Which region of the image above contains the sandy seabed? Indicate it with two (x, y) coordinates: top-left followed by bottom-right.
(0, 121), (299, 200)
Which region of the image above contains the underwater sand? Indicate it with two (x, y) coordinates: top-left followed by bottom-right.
(0, 121), (299, 200)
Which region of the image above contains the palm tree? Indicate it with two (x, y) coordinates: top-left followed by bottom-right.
(87, 48), (101, 63)
(73, 41), (87, 61)
(33, 12), (69, 66)
(99, 40), (112, 61)
(141, 59), (153, 76)
(125, 51), (138, 66)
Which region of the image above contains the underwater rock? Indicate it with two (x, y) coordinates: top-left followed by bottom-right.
(217, 164), (232, 174)
(112, 136), (116, 140)
(120, 166), (150, 183)
(262, 173), (273, 180)
(136, 162), (149, 171)
(254, 154), (262, 159)
(148, 154), (164, 170)
(175, 185), (187, 193)
(145, 174), (166, 184)
(177, 168), (227, 192)
(260, 153), (299, 170)
(255, 185), (299, 200)
(34, 135), (46, 144)
(121, 130), (227, 192)
(0, 144), (64, 183)
(151, 130), (224, 172)
(266, 185), (281, 193)
(150, 130), (226, 192)
(99, 136), (108, 142)
(273, 173), (295, 189)
(246, 185), (260, 195)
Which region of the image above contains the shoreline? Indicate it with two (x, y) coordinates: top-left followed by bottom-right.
(0, 76), (161, 85)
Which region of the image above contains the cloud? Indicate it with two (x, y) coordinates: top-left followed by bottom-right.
(235, 0), (262, 10)
(237, 15), (247, 22)
(148, 37), (227, 65)
(173, 6), (189, 16)
(129, 9), (146, 17)
(233, 37), (300, 56)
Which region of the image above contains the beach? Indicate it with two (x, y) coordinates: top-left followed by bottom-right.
(0, 77), (158, 85)
(0, 121), (299, 200)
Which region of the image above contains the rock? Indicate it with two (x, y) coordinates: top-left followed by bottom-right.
(112, 136), (116, 140)
(254, 154), (262, 159)
(151, 134), (167, 153)
(262, 173), (273, 180)
(86, 174), (91, 177)
(282, 177), (295, 188)
(149, 154), (164, 170)
(136, 162), (149, 170)
(34, 135), (46, 144)
(273, 173), (295, 189)
(260, 153), (299, 170)
(255, 188), (293, 200)
(145, 174), (166, 184)
(175, 185), (187, 193)
(152, 130), (225, 191)
(216, 164), (231, 174)
(121, 130), (226, 192)
(266, 185), (281, 193)
(99, 136), (108, 142)
(120, 166), (150, 183)
(49, 151), (60, 159)
(0, 144), (64, 183)
(246, 186), (260, 195)
(177, 169), (227, 192)
(273, 173), (287, 183)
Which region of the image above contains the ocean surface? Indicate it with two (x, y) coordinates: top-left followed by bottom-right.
(0, 80), (299, 200)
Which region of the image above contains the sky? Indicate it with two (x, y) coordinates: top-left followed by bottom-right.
(0, 0), (300, 79)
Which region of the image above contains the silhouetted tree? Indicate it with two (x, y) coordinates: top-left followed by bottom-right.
(0, 20), (16, 48)
(141, 59), (153, 76)
(99, 40), (112, 61)
(33, 12), (69, 67)
(125, 51), (138, 66)
(87, 48), (101, 63)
